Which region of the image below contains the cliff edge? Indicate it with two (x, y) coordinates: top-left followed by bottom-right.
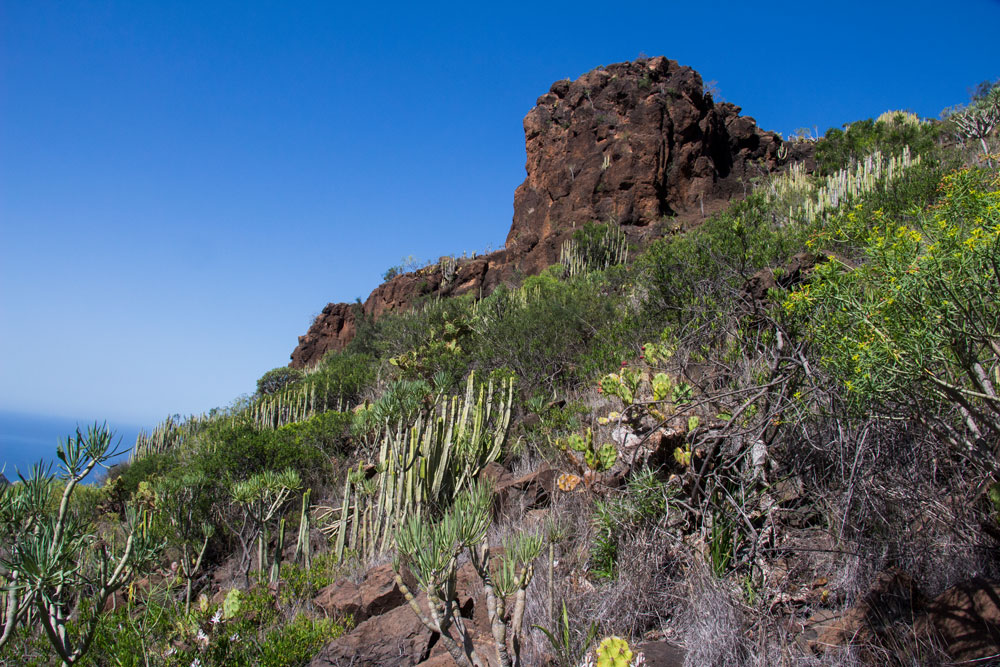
(291, 56), (795, 368)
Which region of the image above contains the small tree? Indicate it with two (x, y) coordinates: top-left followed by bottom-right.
(155, 471), (215, 614)
(0, 424), (161, 665)
(394, 481), (542, 667)
(256, 366), (304, 396)
(228, 468), (301, 583)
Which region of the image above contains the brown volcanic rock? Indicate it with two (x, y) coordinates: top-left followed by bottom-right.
(508, 57), (782, 260)
(291, 57), (794, 367)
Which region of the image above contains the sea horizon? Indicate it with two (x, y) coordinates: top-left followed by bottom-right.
(0, 409), (145, 484)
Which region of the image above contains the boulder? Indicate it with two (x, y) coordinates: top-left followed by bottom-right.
(633, 641), (686, 667)
(313, 563), (418, 623)
(491, 463), (557, 519)
(311, 561), (485, 666)
(806, 568), (926, 653)
(309, 595), (434, 667)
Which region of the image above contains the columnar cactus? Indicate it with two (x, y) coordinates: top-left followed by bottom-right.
(325, 371), (514, 561)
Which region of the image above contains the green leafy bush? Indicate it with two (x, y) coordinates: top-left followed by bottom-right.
(814, 115), (941, 175)
(785, 166), (1000, 451)
(256, 367), (305, 396)
(191, 421), (329, 489)
(471, 270), (624, 394)
(274, 410), (353, 455)
(310, 350), (377, 406)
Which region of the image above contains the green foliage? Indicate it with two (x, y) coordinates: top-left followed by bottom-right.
(471, 270), (626, 394)
(276, 552), (341, 606)
(81, 585), (348, 667)
(639, 194), (808, 330)
(814, 114), (941, 175)
(590, 468), (669, 580)
(256, 367), (304, 396)
(0, 424), (162, 664)
(533, 599), (599, 667)
(311, 351), (377, 405)
(357, 295), (473, 370)
(785, 166), (1000, 446)
(389, 314), (473, 382)
(105, 451), (178, 504)
(708, 509), (737, 577)
(193, 420), (329, 488)
(275, 410), (353, 455)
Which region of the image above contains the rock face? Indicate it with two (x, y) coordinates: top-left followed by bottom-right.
(291, 56), (792, 368)
(509, 56), (782, 247)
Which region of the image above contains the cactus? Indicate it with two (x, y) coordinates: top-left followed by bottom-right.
(557, 428), (618, 485)
(324, 371), (514, 561)
(586, 443), (618, 473)
(595, 636), (634, 667)
(598, 368), (641, 406)
(222, 588), (242, 620)
(294, 488), (312, 569)
(559, 222), (629, 278)
(762, 146), (922, 226)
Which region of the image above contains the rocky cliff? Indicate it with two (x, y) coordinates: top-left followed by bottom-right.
(291, 56), (796, 368)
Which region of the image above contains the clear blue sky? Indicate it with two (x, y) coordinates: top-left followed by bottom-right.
(2, 0), (998, 428)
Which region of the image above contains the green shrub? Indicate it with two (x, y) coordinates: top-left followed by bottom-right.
(590, 468), (670, 580)
(784, 166), (1000, 450)
(470, 270), (624, 394)
(274, 410), (353, 455)
(310, 350), (377, 406)
(192, 421), (329, 489)
(256, 367), (305, 396)
(82, 585), (349, 667)
(105, 451), (178, 503)
(814, 115), (941, 175)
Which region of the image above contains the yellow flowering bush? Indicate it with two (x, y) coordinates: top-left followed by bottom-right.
(785, 167), (1000, 446)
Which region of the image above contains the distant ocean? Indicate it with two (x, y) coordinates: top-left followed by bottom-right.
(0, 410), (143, 484)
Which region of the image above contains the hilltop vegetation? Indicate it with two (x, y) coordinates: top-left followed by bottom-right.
(2, 80), (999, 666)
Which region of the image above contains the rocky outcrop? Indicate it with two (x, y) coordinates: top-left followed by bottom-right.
(291, 56), (801, 368)
(309, 560), (491, 667)
(508, 56), (783, 248)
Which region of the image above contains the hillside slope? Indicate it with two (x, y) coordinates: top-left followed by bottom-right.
(290, 57), (809, 367)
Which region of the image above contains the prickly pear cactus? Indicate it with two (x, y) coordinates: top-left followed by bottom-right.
(564, 428), (593, 453)
(651, 372), (672, 402)
(596, 636), (633, 667)
(585, 442), (618, 473)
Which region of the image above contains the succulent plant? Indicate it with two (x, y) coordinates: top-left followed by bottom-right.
(595, 636), (634, 667)
(326, 372), (513, 562)
(394, 480), (541, 667)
